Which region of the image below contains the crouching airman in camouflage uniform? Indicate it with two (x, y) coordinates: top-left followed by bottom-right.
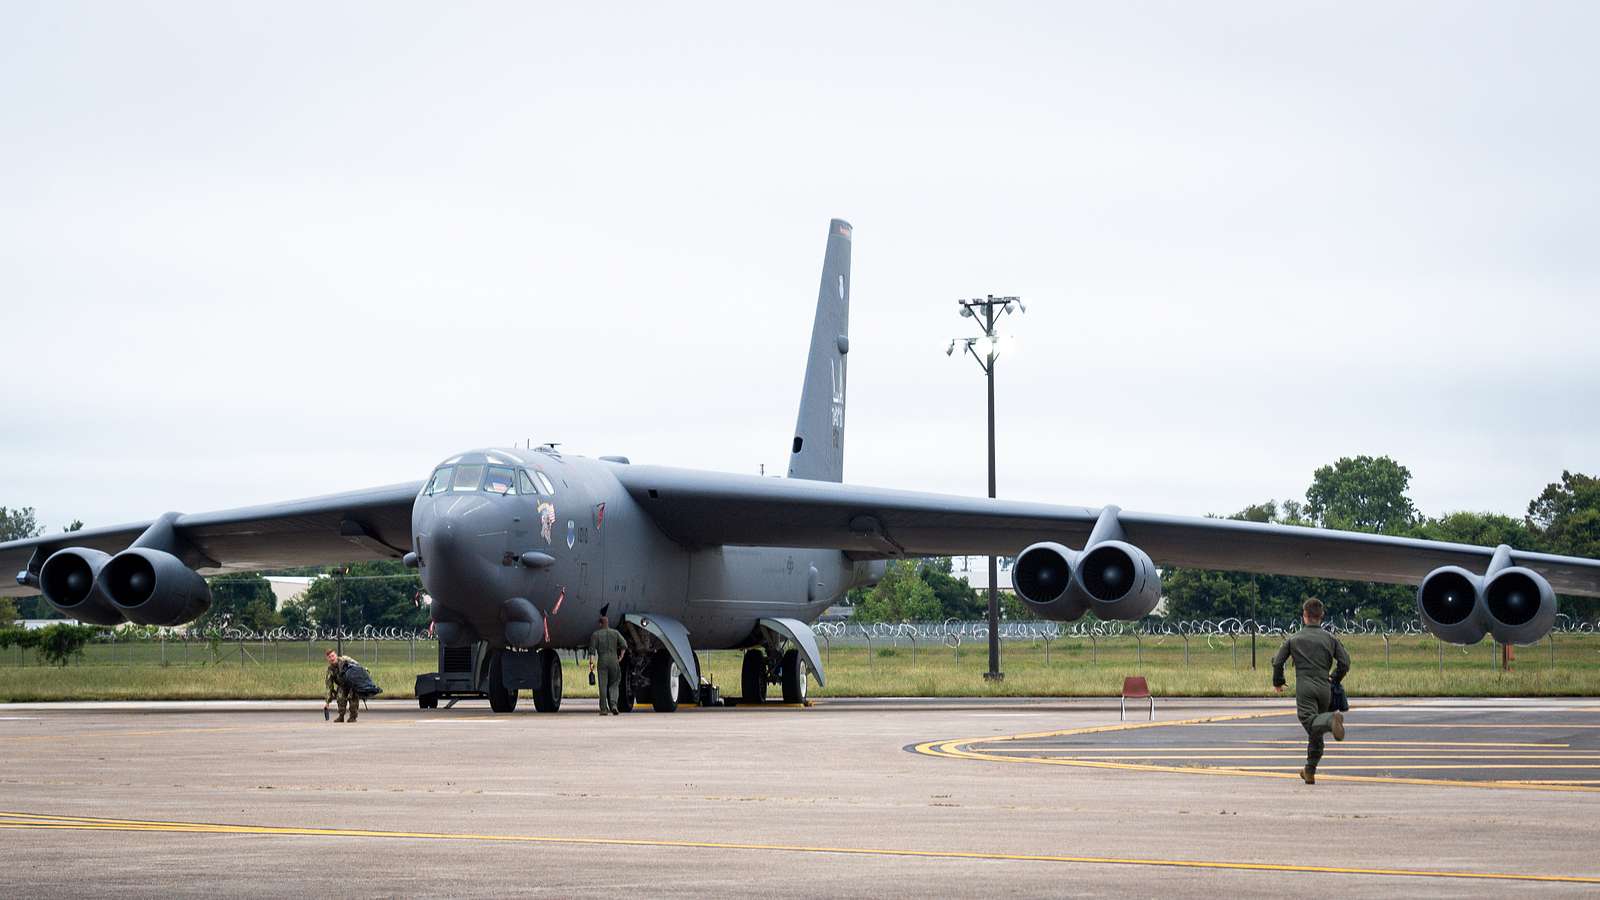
(323, 648), (361, 723)
(1272, 598), (1350, 784)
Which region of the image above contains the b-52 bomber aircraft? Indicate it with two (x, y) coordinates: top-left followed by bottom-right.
(5, 219), (1600, 714)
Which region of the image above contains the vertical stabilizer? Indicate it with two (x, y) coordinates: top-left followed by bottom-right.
(787, 219), (853, 482)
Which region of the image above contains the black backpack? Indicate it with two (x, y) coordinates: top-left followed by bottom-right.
(340, 662), (383, 698)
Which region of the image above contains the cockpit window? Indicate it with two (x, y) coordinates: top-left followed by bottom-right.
(484, 466), (516, 495)
(535, 471), (557, 495)
(451, 464), (485, 492)
(518, 471), (538, 495)
(425, 467), (453, 495)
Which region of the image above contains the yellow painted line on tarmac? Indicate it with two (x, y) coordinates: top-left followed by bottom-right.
(1004, 749), (1600, 755)
(1203, 717), (1600, 723)
(979, 747), (1588, 755)
(0, 810), (1595, 886)
(1242, 739), (1568, 748)
(915, 712), (1600, 793)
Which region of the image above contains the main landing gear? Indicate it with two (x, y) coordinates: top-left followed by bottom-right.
(649, 649), (680, 713)
(740, 645), (808, 705)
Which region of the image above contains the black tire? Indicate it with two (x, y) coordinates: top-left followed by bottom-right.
(741, 649), (767, 704)
(419, 694), (439, 709)
(533, 648), (563, 713)
(781, 647), (807, 704)
(649, 650), (678, 713)
(488, 651), (519, 713)
(678, 674), (698, 706)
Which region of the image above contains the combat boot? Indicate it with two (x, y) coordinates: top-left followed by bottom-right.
(334, 714), (345, 723)
(1331, 711), (1345, 741)
(1300, 767), (1315, 785)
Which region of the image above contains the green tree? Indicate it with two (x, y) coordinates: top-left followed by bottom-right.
(1527, 471), (1600, 559)
(1306, 455), (1418, 533)
(1526, 472), (1600, 621)
(280, 596), (315, 632)
(195, 573), (282, 632)
(918, 557), (984, 619)
(299, 561), (427, 630)
(851, 559), (941, 623)
(1, 507), (42, 542)
(0, 597), (17, 625)
(1414, 510), (1536, 548)
(32, 623), (98, 666)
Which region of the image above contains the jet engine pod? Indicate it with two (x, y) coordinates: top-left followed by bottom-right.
(1416, 566), (1486, 645)
(38, 548), (126, 625)
(1012, 542), (1086, 621)
(1482, 566), (1557, 645)
(1072, 540), (1161, 620)
(98, 548), (211, 626)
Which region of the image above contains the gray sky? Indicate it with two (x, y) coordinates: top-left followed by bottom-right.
(3, 1), (1596, 534)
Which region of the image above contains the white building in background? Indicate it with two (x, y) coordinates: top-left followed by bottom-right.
(952, 555), (1014, 592)
(12, 618), (78, 629)
(264, 576), (322, 611)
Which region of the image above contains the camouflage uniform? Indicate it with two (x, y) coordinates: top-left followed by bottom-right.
(325, 655), (361, 722)
(587, 627), (627, 714)
(1272, 627), (1350, 776)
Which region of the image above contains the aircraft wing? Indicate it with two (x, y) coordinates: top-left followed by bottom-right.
(0, 482), (421, 596)
(614, 465), (1600, 596)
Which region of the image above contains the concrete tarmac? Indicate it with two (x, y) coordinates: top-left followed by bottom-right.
(2, 696), (1597, 897)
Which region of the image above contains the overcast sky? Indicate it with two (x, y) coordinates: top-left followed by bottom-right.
(3, 2), (1595, 534)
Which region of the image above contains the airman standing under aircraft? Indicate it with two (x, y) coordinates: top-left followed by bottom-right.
(587, 615), (627, 716)
(323, 648), (360, 723)
(1273, 598), (1350, 784)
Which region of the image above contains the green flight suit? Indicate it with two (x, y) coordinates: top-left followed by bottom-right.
(1272, 627), (1350, 771)
(587, 627), (627, 713)
(324, 656), (360, 722)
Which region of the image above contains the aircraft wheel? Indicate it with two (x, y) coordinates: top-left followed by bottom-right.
(533, 648), (563, 712)
(418, 694), (438, 709)
(781, 647), (807, 704)
(741, 649), (767, 704)
(649, 650), (679, 713)
(678, 674), (698, 706)
(488, 651), (519, 713)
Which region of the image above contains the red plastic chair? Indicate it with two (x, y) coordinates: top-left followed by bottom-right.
(1120, 676), (1154, 721)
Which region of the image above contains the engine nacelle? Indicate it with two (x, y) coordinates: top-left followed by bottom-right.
(1417, 566), (1486, 645)
(38, 548), (126, 626)
(1072, 539), (1161, 620)
(1012, 542), (1086, 621)
(1483, 566), (1556, 645)
(97, 548), (211, 626)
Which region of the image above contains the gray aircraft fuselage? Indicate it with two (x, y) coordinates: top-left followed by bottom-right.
(413, 447), (877, 650)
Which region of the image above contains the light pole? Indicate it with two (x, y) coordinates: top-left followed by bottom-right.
(949, 294), (1025, 682)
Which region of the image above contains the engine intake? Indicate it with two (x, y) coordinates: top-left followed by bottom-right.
(1483, 567), (1556, 645)
(1012, 542), (1086, 622)
(1416, 566), (1485, 645)
(38, 548), (126, 625)
(1073, 540), (1161, 620)
(98, 548), (211, 626)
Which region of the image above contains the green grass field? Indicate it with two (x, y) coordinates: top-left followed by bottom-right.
(2, 633), (1597, 702)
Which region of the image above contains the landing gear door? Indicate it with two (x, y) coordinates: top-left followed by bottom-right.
(759, 617), (826, 687)
(623, 612), (699, 688)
